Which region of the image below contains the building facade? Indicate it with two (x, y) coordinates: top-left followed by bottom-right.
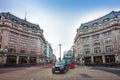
(44, 41), (53, 62)
(50, 53), (56, 63)
(0, 12), (45, 66)
(74, 11), (120, 66)
(63, 46), (75, 64)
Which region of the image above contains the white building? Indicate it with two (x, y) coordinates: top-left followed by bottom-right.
(74, 11), (120, 66)
(0, 12), (46, 66)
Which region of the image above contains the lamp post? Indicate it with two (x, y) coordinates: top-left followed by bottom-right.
(59, 44), (61, 61)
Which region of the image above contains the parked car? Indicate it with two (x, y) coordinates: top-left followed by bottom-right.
(67, 63), (75, 69)
(52, 61), (69, 74)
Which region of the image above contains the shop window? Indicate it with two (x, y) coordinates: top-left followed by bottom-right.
(6, 55), (17, 64)
(105, 55), (115, 63)
(94, 56), (102, 64)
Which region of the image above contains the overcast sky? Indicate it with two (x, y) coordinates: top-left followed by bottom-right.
(0, 0), (120, 59)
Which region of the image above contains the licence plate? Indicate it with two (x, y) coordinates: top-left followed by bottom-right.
(55, 71), (60, 73)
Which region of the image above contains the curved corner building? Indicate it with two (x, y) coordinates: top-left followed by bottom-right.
(74, 11), (120, 66)
(0, 12), (45, 66)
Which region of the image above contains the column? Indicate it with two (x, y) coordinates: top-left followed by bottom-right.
(1, 54), (7, 65)
(16, 56), (19, 64)
(115, 54), (120, 63)
(36, 56), (41, 64)
(91, 56), (94, 64)
(102, 55), (105, 63)
(27, 56), (29, 64)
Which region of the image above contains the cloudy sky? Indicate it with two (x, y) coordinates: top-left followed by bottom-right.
(0, 0), (120, 59)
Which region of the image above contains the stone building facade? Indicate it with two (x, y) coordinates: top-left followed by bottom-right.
(74, 11), (120, 66)
(0, 12), (45, 66)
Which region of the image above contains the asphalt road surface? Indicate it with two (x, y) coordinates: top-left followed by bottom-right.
(0, 66), (120, 80)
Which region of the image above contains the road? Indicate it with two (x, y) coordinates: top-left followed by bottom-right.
(0, 65), (120, 80)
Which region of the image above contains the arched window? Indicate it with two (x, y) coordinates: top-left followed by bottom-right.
(103, 18), (109, 22)
(12, 19), (17, 23)
(93, 23), (98, 26)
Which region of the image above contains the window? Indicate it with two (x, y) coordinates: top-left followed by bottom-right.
(94, 42), (100, 46)
(9, 31), (18, 37)
(8, 32), (17, 45)
(103, 18), (109, 22)
(22, 27), (28, 32)
(8, 48), (16, 53)
(23, 24), (28, 27)
(92, 34), (99, 39)
(20, 49), (26, 53)
(93, 23), (98, 26)
(82, 26), (89, 32)
(20, 35), (28, 47)
(105, 39), (112, 44)
(83, 44), (89, 47)
(82, 36), (89, 41)
(32, 31), (37, 34)
(31, 51), (36, 54)
(92, 26), (98, 30)
(103, 31), (112, 37)
(105, 45), (113, 53)
(31, 37), (38, 47)
(13, 24), (18, 29)
(84, 49), (90, 54)
(94, 47), (101, 54)
(118, 29), (120, 33)
(12, 19), (17, 23)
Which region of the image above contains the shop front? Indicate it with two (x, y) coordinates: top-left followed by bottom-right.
(84, 57), (91, 65)
(94, 56), (103, 64)
(6, 55), (17, 66)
